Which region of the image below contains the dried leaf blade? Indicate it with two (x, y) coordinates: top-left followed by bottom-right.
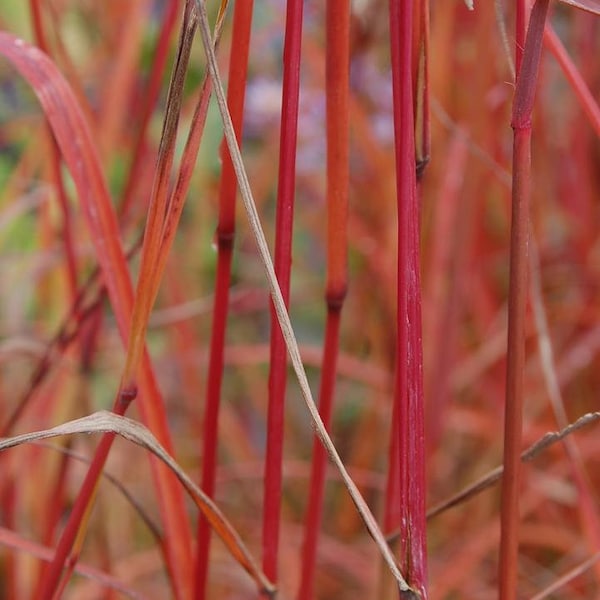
(0, 412), (275, 596)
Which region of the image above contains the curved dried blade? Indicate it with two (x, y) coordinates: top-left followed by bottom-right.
(0, 412), (275, 596)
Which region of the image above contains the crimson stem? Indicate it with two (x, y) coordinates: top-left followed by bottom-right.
(297, 1), (350, 597)
(499, 1), (550, 598)
(385, 0), (427, 597)
(194, 2), (254, 598)
(262, 0), (304, 589)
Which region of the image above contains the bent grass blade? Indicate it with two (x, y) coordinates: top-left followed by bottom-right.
(0, 411), (275, 596)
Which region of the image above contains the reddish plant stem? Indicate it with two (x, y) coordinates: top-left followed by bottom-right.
(499, 1), (550, 599)
(297, 312), (342, 598)
(298, 4), (349, 595)
(38, 431), (119, 599)
(194, 1), (254, 598)
(262, 0), (304, 588)
(122, 1), (197, 384)
(29, 0), (48, 52)
(499, 126), (530, 600)
(385, 0), (427, 597)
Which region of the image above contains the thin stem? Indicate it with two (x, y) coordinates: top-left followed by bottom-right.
(262, 0), (303, 587)
(386, 0), (427, 596)
(499, 1), (550, 598)
(297, 1), (349, 596)
(194, 1), (253, 597)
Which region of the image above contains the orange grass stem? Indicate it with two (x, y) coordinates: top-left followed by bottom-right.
(323, 0), (350, 304)
(499, 1), (549, 598)
(194, 1), (254, 597)
(123, 0), (226, 392)
(298, 1), (349, 596)
(121, 2), (197, 387)
(385, 0), (427, 596)
(262, 0), (304, 587)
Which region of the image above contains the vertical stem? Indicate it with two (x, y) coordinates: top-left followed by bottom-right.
(262, 0), (304, 589)
(297, 1), (349, 596)
(499, 125), (530, 600)
(194, 1), (253, 597)
(386, 0), (427, 596)
(499, 1), (549, 598)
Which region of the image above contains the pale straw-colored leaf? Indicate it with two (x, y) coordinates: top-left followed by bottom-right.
(425, 411), (600, 520)
(0, 411), (275, 596)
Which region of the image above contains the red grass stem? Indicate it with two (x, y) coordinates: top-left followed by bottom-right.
(262, 0), (304, 588)
(386, 0), (427, 596)
(298, 311), (342, 599)
(297, 2), (349, 596)
(499, 1), (550, 598)
(194, 1), (254, 597)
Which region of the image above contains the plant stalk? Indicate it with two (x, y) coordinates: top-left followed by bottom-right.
(499, 1), (550, 598)
(194, 1), (253, 597)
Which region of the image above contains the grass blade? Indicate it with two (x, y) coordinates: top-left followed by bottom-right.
(0, 411), (275, 596)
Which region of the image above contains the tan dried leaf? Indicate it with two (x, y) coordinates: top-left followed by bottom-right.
(0, 411), (274, 596)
